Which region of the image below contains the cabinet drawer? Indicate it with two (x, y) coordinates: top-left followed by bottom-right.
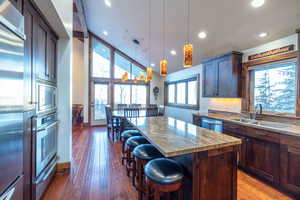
(280, 134), (300, 147)
(224, 122), (280, 143)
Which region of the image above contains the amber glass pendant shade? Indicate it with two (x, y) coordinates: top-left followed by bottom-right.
(133, 75), (138, 83)
(146, 67), (153, 80)
(183, 44), (193, 68)
(139, 72), (145, 81)
(121, 72), (128, 82)
(160, 60), (168, 76)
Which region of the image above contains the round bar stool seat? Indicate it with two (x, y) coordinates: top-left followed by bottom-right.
(133, 144), (163, 200)
(133, 144), (163, 161)
(144, 158), (184, 200)
(124, 136), (150, 186)
(121, 130), (141, 165)
(121, 130), (141, 141)
(126, 136), (149, 149)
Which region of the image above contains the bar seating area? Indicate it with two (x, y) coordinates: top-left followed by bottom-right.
(105, 104), (185, 200)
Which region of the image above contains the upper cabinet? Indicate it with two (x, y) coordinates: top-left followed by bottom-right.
(202, 52), (243, 98)
(9, 0), (23, 13)
(34, 18), (58, 83)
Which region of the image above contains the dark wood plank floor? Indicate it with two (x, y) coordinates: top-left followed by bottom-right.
(42, 127), (294, 200)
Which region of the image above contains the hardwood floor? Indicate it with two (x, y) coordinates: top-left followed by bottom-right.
(42, 127), (294, 200)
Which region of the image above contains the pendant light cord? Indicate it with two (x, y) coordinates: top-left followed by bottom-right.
(163, 0), (166, 59)
(148, 0), (151, 66)
(187, 0), (190, 44)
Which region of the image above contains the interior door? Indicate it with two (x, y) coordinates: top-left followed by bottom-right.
(91, 82), (109, 126)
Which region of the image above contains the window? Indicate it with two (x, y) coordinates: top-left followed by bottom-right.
(114, 53), (131, 79)
(114, 84), (131, 105)
(114, 53), (145, 79)
(132, 85), (147, 104)
(114, 84), (147, 106)
(177, 82), (186, 104)
(166, 76), (199, 109)
(251, 61), (296, 114)
(168, 84), (175, 103)
(92, 38), (110, 78)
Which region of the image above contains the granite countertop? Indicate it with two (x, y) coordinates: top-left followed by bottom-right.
(128, 117), (241, 157)
(194, 113), (300, 137)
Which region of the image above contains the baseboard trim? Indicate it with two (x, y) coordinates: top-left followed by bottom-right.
(56, 162), (71, 174)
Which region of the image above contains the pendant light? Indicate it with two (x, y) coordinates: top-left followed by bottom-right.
(139, 72), (145, 81)
(183, 0), (193, 68)
(146, 0), (153, 81)
(122, 72), (129, 82)
(160, 0), (167, 76)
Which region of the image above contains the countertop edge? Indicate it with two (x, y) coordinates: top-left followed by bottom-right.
(193, 113), (300, 137)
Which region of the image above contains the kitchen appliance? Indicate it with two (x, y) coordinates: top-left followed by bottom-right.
(36, 81), (57, 114)
(0, 0), (26, 199)
(201, 117), (223, 133)
(34, 112), (58, 199)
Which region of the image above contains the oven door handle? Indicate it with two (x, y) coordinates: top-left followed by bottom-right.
(35, 159), (57, 184)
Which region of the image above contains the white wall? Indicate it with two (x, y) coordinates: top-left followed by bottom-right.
(34, 0), (73, 163)
(149, 73), (165, 105)
(72, 37), (90, 123)
(73, 38), (85, 105)
(164, 34), (298, 123)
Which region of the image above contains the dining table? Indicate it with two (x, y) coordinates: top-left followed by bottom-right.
(127, 116), (241, 200)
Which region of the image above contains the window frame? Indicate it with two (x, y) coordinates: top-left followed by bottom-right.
(249, 59), (297, 115)
(242, 50), (299, 117)
(164, 75), (200, 110)
(89, 32), (150, 125)
(114, 82), (148, 105)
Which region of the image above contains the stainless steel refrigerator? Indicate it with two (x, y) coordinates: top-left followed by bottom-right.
(0, 0), (26, 199)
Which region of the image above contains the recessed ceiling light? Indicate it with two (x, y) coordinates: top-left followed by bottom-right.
(170, 50), (177, 55)
(105, 0), (111, 7)
(251, 0), (265, 8)
(198, 31), (207, 39)
(151, 63), (155, 67)
(259, 32), (268, 38)
(103, 30), (108, 36)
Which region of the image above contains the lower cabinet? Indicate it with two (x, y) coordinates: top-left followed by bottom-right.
(280, 135), (300, 197)
(194, 115), (300, 198)
(246, 137), (280, 183)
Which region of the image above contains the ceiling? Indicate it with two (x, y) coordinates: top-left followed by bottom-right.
(83, 0), (300, 73)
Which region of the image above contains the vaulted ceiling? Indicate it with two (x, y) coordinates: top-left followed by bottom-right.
(83, 0), (300, 73)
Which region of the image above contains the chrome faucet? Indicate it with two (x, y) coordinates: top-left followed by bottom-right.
(255, 104), (263, 115)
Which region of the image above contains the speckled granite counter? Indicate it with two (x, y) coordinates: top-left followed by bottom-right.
(193, 113), (300, 137)
(128, 116), (241, 157)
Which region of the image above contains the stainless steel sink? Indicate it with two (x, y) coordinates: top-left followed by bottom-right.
(253, 121), (289, 129)
(231, 118), (257, 124)
(231, 118), (289, 129)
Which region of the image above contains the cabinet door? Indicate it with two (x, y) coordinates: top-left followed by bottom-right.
(217, 56), (235, 97)
(246, 137), (280, 183)
(47, 35), (57, 83)
(202, 61), (217, 97)
(227, 133), (247, 168)
(35, 21), (48, 80)
(280, 144), (300, 197)
(9, 0), (23, 13)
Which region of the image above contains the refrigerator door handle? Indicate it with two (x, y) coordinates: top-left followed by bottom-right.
(1, 187), (15, 200)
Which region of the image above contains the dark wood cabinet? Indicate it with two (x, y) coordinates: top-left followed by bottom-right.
(193, 114), (300, 197)
(246, 137), (280, 183)
(202, 61), (218, 97)
(202, 52), (242, 98)
(35, 17), (57, 83)
(9, 0), (23, 13)
(280, 135), (300, 197)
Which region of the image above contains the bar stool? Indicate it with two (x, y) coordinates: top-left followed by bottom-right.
(133, 144), (163, 200)
(125, 136), (150, 185)
(121, 130), (141, 165)
(144, 158), (184, 200)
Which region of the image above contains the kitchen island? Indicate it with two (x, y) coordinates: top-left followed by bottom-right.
(128, 117), (241, 200)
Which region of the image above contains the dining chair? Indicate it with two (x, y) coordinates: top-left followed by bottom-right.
(124, 107), (140, 118)
(105, 106), (120, 142)
(146, 107), (158, 117)
(118, 104), (128, 110)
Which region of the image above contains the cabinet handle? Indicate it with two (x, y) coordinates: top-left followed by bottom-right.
(29, 101), (38, 105)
